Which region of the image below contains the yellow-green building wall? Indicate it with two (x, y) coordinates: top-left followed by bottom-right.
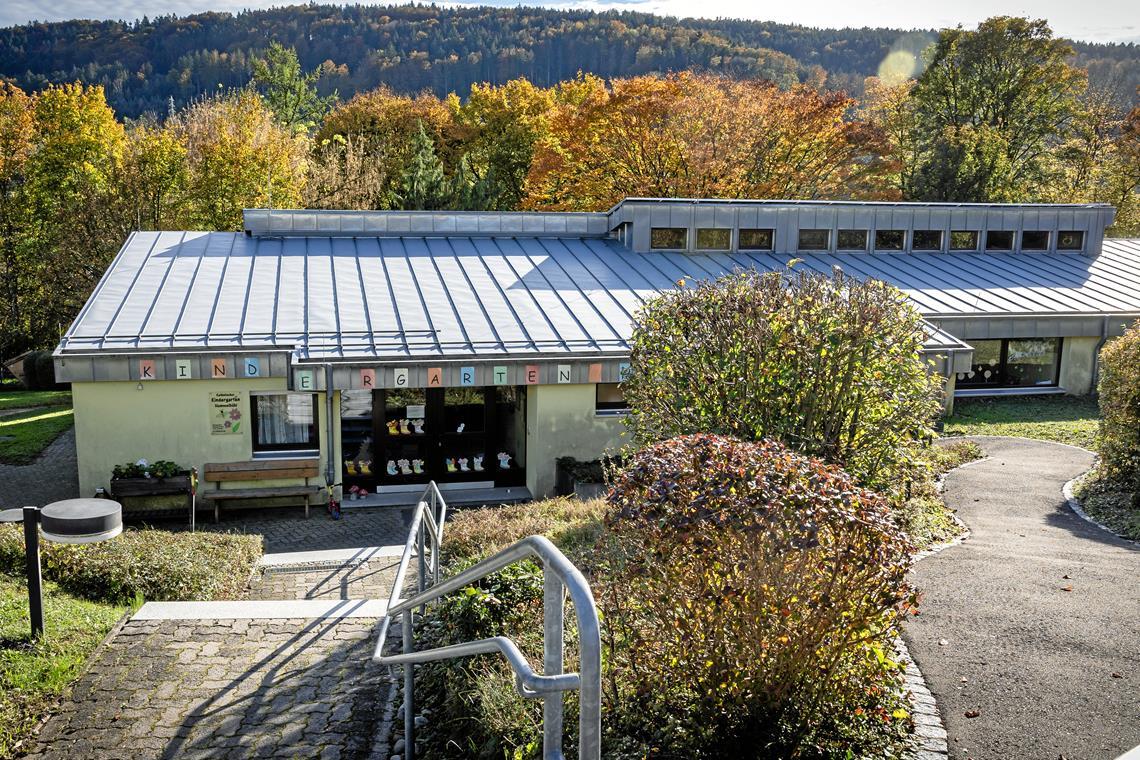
(524, 384), (626, 498)
(72, 379), (336, 498)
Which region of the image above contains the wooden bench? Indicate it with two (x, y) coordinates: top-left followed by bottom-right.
(202, 459), (321, 522)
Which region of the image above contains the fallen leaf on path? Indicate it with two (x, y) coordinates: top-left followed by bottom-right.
(1061, 586), (1073, 592)
(1062, 574), (1071, 579)
(1111, 672), (1122, 678)
(965, 710), (980, 718)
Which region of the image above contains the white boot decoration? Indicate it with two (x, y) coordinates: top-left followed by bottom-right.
(412, 419), (424, 434)
(473, 455), (484, 472)
(456, 422), (465, 433)
(398, 458), (412, 475)
(399, 418), (411, 435)
(497, 452), (512, 470)
(458, 457), (469, 472)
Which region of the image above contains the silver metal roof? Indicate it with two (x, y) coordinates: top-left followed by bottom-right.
(57, 231), (1140, 361)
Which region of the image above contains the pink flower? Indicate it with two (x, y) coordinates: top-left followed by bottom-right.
(229, 409), (242, 420)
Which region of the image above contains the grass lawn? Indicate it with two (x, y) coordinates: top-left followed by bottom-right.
(0, 574), (127, 758)
(943, 395), (1100, 450)
(0, 390), (71, 412)
(0, 407), (74, 465)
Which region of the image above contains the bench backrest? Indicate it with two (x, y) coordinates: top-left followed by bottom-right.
(202, 458), (320, 483)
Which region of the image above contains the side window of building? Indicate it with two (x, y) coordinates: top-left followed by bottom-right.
(595, 383), (630, 415)
(251, 393), (319, 454)
(650, 228), (688, 250)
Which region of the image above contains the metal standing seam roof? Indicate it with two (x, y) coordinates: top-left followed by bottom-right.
(58, 232), (1140, 361)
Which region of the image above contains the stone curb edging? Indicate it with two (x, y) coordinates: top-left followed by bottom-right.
(897, 637), (950, 759)
(1063, 475), (1140, 547)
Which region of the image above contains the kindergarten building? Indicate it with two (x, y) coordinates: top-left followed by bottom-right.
(55, 199), (1140, 507)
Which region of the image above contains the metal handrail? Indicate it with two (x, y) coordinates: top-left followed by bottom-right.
(373, 494), (601, 760)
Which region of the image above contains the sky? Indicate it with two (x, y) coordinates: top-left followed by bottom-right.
(2, 0), (1137, 44)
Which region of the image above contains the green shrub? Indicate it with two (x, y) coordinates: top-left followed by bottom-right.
(111, 459), (184, 479)
(0, 526), (262, 603)
(34, 351), (58, 390)
(20, 352), (39, 390)
(599, 434), (915, 758)
(621, 267), (944, 497)
(1097, 320), (1140, 495)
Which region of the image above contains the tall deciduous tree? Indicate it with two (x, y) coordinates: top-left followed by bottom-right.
(524, 73), (892, 211)
(173, 90), (307, 230)
(0, 83), (35, 358)
(251, 43), (336, 134)
(904, 17), (1087, 202)
(20, 83), (125, 351)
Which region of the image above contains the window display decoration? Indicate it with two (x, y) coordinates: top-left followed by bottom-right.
(498, 452), (513, 469)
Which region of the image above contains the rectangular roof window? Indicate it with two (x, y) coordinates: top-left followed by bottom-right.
(739, 228), (774, 250)
(1022, 231), (1049, 250)
(950, 231), (979, 251)
(1057, 231), (1084, 250)
(798, 229), (829, 251)
(695, 228), (731, 251)
(650, 228), (688, 250)
(985, 230), (1014, 250)
(875, 229), (905, 251)
(837, 229), (868, 250)
(913, 230), (943, 251)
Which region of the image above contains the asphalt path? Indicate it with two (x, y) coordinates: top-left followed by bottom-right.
(904, 436), (1140, 760)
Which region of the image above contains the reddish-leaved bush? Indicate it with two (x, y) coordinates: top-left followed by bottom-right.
(598, 433), (916, 757)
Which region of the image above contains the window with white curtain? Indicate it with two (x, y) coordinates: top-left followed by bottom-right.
(251, 393), (318, 453)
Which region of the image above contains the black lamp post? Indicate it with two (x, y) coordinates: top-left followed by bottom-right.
(0, 498), (123, 638)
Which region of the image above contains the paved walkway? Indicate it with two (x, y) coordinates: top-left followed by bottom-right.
(193, 506), (411, 554)
(0, 426), (78, 509)
(26, 506), (413, 759)
(904, 437), (1140, 760)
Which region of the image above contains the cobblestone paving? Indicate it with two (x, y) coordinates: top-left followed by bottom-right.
(190, 506), (412, 554)
(247, 560), (403, 601)
(25, 618), (394, 760)
(0, 426), (78, 509)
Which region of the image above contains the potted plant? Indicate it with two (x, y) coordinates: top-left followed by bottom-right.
(555, 457), (618, 500)
(110, 458), (192, 500)
(348, 485), (361, 501)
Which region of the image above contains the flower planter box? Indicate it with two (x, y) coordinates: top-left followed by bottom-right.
(555, 457), (610, 500)
(111, 474), (193, 515)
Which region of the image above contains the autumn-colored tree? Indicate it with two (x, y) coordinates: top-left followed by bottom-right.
(312, 86), (461, 209)
(173, 90), (307, 230)
(453, 78), (555, 209)
(524, 73), (892, 210)
(115, 121), (190, 232)
(18, 83), (125, 351)
(0, 83), (35, 357)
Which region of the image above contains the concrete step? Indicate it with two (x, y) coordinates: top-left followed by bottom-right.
(133, 599), (388, 620)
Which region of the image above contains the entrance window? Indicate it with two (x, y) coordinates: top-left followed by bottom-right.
(341, 390), (374, 482)
(251, 393), (318, 453)
(956, 338), (1061, 389)
(596, 383), (629, 415)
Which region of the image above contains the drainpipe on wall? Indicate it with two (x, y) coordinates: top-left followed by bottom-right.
(1091, 315), (1110, 393)
(942, 349), (956, 417)
(325, 364), (336, 491)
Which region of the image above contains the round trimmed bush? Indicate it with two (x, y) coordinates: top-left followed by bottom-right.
(599, 433), (916, 757)
(621, 268), (944, 496)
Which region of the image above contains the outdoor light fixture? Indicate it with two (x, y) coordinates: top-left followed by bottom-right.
(0, 498), (123, 638)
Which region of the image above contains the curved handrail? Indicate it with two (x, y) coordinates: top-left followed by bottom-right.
(373, 533), (602, 760)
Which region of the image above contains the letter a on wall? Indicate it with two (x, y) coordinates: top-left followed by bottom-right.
(360, 368), (375, 389)
(427, 367), (443, 387)
(138, 359), (155, 380)
(211, 358), (227, 378)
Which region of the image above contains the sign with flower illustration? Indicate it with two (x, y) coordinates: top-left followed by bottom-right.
(209, 391), (244, 435)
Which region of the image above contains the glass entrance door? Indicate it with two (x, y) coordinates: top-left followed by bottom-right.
(342, 385), (526, 492)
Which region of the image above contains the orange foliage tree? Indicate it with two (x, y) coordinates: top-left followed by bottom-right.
(523, 72), (895, 210)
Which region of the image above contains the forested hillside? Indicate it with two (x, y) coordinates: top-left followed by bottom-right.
(1, 4), (1137, 118)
